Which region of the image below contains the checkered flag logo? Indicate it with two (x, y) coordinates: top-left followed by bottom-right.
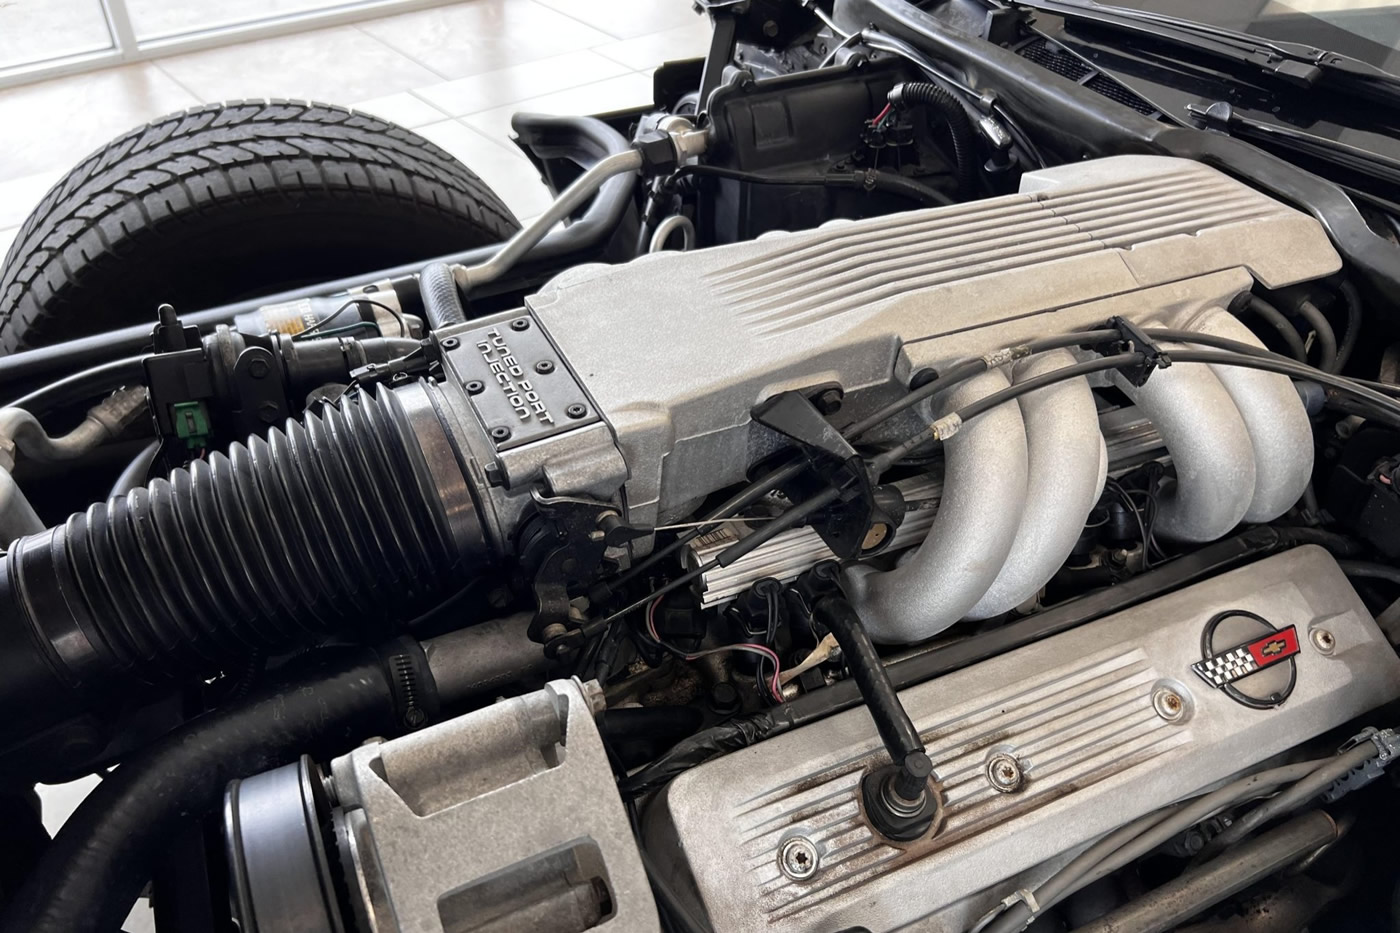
(1192, 625), (1300, 689)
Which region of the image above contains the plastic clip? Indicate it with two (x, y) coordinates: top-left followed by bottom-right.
(1094, 316), (1171, 387)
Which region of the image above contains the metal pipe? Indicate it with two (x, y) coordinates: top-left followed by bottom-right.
(1171, 305), (1313, 523)
(967, 351), (1106, 619)
(1070, 810), (1338, 933)
(453, 148), (645, 292)
(421, 612), (550, 703)
(649, 214), (696, 252)
(846, 368), (1029, 643)
(1110, 320), (1257, 542)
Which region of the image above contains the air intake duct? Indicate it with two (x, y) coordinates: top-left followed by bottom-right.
(0, 381), (487, 745)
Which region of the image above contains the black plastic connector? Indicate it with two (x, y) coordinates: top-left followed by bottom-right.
(633, 130), (679, 175)
(1093, 315), (1172, 387)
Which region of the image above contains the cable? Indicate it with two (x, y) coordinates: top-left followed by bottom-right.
(298, 296), (408, 340)
(646, 596), (782, 702)
(1338, 560), (1400, 587)
(980, 756), (1341, 933)
(667, 163), (954, 208)
(1104, 477), (1151, 569)
(1192, 741), (1375, 862)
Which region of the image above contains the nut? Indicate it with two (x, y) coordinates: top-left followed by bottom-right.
(510, 317), (531, 331)
(465, 380), (485, 395)
(489, 426), (512, 442)
(535, 360), (555, 374)
(440, 336), (460, 350)
(1311, 628), (1336, 654)
(566, 403), (588, 419)
(778, 836), (819, 881)
(985, 753), (1023, 793)
(1153, 687), (1186, 722)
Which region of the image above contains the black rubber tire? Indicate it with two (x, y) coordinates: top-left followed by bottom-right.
(0, 99), (520, 353)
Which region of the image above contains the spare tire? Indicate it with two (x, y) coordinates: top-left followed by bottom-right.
(0, 100), (520, 353)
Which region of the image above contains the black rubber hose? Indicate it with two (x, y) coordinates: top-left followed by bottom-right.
(419, 261), (467, 329)
(1339, 560), (1400, 587)
(1242, 296), (1308, 363)
(1335, 280), (1363, 372)
(0, 384), (466, 741)
(1288, 296), (1340, 373)
(890, 81), (978, 196)
(2, 355), (146, 416)
(108, 439), (161, 498)
(812, 592), (925, 769)
(0, 647), (414, 933)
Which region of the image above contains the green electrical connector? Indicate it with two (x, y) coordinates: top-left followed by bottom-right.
(171, 401), (212, 450)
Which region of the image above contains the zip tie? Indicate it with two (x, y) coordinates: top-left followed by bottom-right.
(929, 413), (962, 441)
(968, 888), (1042, 933)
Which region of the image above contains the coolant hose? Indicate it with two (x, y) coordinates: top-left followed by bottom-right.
(0, 383), (485, 742)
(890, 81), (977, 195)
(420, 261), (468, 328)
(0, 645), (424, 933)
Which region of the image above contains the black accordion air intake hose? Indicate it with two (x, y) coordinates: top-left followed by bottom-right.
(0, 383), (476, 743)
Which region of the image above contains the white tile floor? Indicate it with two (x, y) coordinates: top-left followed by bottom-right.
(2, 3), (711, 929)
(0, 0), (710, 249)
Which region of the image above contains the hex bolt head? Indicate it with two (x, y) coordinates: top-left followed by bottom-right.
(257, 402), (281, 424)
(778, 836), (820, 881)
(510, 317), (531, 331)
(985, 753), (1024, 793)
(248, 358), (270, 379)
(465, 380), (485, 395)
(440, 336), (460, 350)
(489, 426), (512, 442)
(1311, 629), (1336, 654)
(535, 360), (555, 374)
(566, 403), (587, 419)
(1153, 686), (1187, 722)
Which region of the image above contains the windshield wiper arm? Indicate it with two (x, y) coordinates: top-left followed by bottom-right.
(1010, 0), (1400, 98)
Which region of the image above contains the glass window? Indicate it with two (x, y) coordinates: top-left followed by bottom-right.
(0, 0), (114, 71)
(126, 0), (372, 41)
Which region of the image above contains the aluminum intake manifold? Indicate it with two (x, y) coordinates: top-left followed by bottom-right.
(431, 156), (1339, 643)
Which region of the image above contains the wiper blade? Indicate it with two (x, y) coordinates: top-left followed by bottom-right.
(1012, 0), (1400, 96)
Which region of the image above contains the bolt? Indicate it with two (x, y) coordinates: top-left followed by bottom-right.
(566, 403), (588, 419)
(1311, 628), (1336, 654)
(1153, 686), (1187, 722)
(441, 336), (460, 350)
(812, 387), (843, 415)
(762, 18), (779, 36)
(465, 380), (485, 395)
(403, 707), (426, 728)
(541, 622), (569, 643)
(985, 753), (1024, 793)
(257, 401), (281, 424)
(391, 371), (409, 382)
(778, 837), (820, 881)
(248, 358), (270, 379)
(535, 360), (555, 374)
(511, 317), (531, 331)
(490, 426), (512, 442)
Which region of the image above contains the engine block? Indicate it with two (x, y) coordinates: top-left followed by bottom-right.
(647, 547), (1400, 932)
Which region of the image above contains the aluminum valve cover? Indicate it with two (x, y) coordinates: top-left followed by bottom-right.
(649, 546), (1400, 932)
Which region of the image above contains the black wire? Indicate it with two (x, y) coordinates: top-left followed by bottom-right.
(297, 297), (408, 340)
(665, 163), (954, 207)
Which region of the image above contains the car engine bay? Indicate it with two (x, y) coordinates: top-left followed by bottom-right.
(2, 1), (1400, 932)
